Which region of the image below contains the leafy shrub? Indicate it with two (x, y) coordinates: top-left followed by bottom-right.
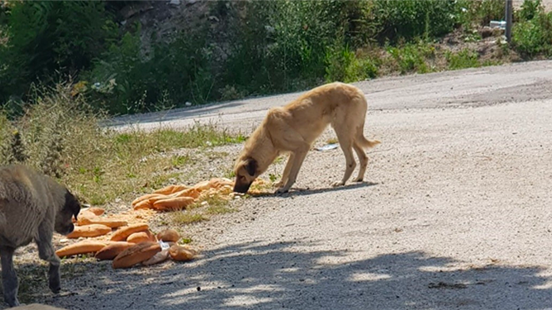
(221, 1), (381, 95)
(446, 49), (480, 70)
(325, 45), (378, 83)
(387, 42), (435, 74)
(516, 0), (543, 22)
(0, 1), (117, 109)
(84, 23), (216, 115)
(373, 0), (457, 42)
(457, 0), (506, 26)
(512, 10), (552, 57)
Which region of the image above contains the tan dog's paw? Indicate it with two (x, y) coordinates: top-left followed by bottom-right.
(275, 187), (290, 194)
(273, 181), (285, 188)
(332, 181), (345, 187)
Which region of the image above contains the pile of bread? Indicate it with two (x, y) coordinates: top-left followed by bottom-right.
(131, 178), (235, 211)
(55, 207), (196, 269)
(131, 177), (270, 211)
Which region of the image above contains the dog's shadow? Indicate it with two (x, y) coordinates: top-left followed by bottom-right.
(250, 181), (378, 199)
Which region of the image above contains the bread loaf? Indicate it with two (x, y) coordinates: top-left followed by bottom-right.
(127, 231), (151, 244)
(56, 241), (108, 258)
(152, 197), (195, 211)
(141, 249), (169, 266)
(110, 223), (149, 241)
(156, 229), (180, 243)
(87, 207), (105, 216)
(168, 244), (196, 262)
(112, 242), (161, 269)
(76, 209), (99, 226)
(95, 242), (135, 260)
(66, 224), (111, 239)
(153, 184), (189, 195)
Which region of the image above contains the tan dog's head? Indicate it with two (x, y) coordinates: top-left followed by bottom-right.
(54, 190), (81, 235)
(233, 157), (258, 194)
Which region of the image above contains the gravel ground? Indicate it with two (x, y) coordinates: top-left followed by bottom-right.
(4, 60), (552, 309)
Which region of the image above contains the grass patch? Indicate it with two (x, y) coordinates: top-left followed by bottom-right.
(170, 211), (209, 225)
(205, 204), (236, 215)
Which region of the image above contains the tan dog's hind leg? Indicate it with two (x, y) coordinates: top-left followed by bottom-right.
(332, 129), (357, 187)
(352, 141), (368, 182)
(332, 139), (356, 187)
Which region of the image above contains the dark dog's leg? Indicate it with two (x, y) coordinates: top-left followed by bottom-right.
(36, 223), (61, 293)
(0, 246), (20, 307)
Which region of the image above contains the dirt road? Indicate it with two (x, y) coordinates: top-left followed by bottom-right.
(32, 61), (552, 310)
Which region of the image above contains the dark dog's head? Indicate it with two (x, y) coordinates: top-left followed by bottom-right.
(233, 157), (258, 194)
(54, 190), (81, 235)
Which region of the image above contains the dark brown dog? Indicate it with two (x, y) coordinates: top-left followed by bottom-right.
(0, 164), (80, 307)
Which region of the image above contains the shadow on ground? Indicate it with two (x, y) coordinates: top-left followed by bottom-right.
(5, 240), (550, 309)
(250, 182), (378, 199)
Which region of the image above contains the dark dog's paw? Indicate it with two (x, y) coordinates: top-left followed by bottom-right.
(49, 279), (61, 294)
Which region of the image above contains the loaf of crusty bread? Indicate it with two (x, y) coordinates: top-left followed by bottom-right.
(66, 224), (111, 239)
(168, 244), (196, 262)
(112, 242), (161, 269)
(95, 242), (135, 260)
(110, 224), (149, 241)
(156, 229), (180, 243)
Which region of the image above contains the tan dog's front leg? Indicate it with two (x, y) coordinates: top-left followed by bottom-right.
(275, 148), (308, 194)
(274, 153), (294, 188)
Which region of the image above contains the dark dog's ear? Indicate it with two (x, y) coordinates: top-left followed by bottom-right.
(245, 157), (258, 176)
(65, 191), (81, 221)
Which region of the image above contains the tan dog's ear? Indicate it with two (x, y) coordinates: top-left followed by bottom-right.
(245, 157), (258, 176)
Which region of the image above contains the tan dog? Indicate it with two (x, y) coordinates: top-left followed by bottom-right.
(233, 82), (380, 194)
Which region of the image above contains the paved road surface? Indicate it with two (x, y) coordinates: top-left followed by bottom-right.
(44, 61), (552, 310)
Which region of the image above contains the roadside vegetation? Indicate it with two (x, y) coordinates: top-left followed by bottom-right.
(0, 0), (550, 223)
(0, 83), (245, 207)
(1, 0), (550, 117)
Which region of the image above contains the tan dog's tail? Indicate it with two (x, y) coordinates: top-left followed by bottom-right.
(357, 133), (381, 149)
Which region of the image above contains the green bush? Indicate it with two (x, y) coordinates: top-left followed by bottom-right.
(325, 45), (378, 83)
(516, 0), (543, 22)
(512, 10), (552, 57)
(219, 1), (383, 96)
(455, 0), (505, 29)
(0, 1), (117, 109)
(446, 49), (480, 70)
(373, 0), (457, 42)
(83, 23), (216, 115)
(387, 42), (435, 74)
